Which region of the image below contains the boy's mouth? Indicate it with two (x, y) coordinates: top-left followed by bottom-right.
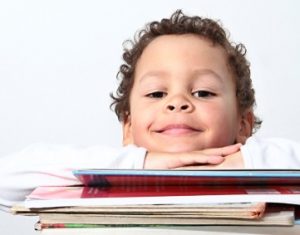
(156, 124), (201, 136)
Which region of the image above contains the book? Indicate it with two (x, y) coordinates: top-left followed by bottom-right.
(14, 203), (295, 227)
(33, 206), (300, 235)
(20, 184), (300, 208)
(13, 169), (300, 230)
(19, 169), (300, 208)
(14, 202), (267, 219)
(34, 208), (294, 227)
(39, 225), (300, 235)
(73, 169), (300, 187)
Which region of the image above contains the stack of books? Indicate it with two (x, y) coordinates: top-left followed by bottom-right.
(12, 169), (300, 234)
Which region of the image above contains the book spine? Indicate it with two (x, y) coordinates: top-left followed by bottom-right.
(35, 223), (164, 230)
(35, 222), (103, 230)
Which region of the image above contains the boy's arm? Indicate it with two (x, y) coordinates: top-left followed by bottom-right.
(171, 136), (300, 169)
(0, 144), (146, 211)
(240, 136), (300, 168)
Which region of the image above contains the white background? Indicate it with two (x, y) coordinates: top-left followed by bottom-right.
(0, 0), (299, 234)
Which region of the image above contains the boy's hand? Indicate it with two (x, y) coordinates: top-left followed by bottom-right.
(174, 151), (244, 169)
(143, 144), (242, 169)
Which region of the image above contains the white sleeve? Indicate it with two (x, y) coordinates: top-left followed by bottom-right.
(0, 143), (146, 211)
(241, 136), (300, 169)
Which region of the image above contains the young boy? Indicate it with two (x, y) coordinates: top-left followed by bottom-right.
(0, 10), (299, 211)
(113, 9), (258, 169)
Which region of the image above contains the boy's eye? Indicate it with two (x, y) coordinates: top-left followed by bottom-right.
(192, 90), (216, 98)
(146, 91), (166, 98)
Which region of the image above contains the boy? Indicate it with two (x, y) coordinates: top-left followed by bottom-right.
(112, 9), (259, 168)
(0, 10), (299, 211)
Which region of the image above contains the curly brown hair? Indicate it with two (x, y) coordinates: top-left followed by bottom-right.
(110, 9), (262, 132)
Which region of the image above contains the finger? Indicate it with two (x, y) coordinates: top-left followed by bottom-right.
(145, 152), (225, 170)
(201, 143), (242, 156)
(174, 165), (219, 170)
(171, 154), (224, 169)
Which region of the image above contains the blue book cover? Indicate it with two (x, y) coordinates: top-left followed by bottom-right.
(73, 169), (300, 187)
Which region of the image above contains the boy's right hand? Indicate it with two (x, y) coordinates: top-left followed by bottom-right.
(143, 143), (242, 169)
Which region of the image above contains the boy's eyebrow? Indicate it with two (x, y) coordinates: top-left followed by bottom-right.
(138, 69), (224, 83)
(192, 69), (224, 82)
(138, 71), (168, 83)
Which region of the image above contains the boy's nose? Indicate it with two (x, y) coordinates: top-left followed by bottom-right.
(165, 96), (193, 113)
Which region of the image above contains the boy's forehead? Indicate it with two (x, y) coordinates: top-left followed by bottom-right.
(134, 34), (232, 84)
(137, 69), (224, 84)
(136, 34), (228, 67)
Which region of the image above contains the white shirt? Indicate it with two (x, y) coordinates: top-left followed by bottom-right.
(1, 136), (300, 211)
(0, 144), (146, 211)
(241, 136), (300, 168)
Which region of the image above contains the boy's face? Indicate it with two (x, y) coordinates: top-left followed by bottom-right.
(123, 34), (252, 152)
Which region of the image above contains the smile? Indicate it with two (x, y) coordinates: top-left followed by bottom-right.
(156, 124), (201, 136)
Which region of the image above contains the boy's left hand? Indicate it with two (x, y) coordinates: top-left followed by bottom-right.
(176, 151), (244, 169)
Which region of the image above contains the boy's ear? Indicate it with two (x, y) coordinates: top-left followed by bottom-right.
(236, 109), (254, 144)
(122, 115), (134, 146)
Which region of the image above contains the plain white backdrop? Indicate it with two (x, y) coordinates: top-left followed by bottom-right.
(0, 0), (299, 234)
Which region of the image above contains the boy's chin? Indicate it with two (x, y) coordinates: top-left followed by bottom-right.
(156, 144), (206, 153)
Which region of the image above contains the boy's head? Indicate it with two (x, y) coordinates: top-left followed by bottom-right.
(111, 10), (261, 152)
